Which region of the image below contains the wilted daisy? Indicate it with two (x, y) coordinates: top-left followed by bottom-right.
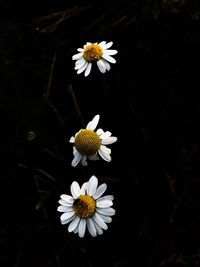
(72, 41), (118, 76)
(57, 175), (115, 238)
(69, 114), (117, 167)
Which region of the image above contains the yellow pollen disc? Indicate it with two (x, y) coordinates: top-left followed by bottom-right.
(75, 129), (101, 155)
(73, 195), (96, 219)
(83, 44), (103, 62)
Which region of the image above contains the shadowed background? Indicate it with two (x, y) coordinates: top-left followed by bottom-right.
(1, 0), (200, 266)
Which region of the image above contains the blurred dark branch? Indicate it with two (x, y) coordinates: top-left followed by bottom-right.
(46, 52), (57, 97)
(34, 175), (61, 267)
(43, 53), (65, 129)
(30, 5), (89, 33)
(68, 84), (85, 127)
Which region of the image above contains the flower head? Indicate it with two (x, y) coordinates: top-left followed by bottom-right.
(69, 114), (117, 167)
(72, 41), (118, 77)
(57, 175), (115, 238)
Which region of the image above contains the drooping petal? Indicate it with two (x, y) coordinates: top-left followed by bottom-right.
(70, 181), (81, 198)
(99, 145), (111, 155)
(84, 62), (92, 77)
(101, 59), (111, 71)
(81, 156), (88, 166)
(92, 213), (108, 230)
(77, 62), (88, 74)
(101, 136), (117, 145)
(96, 213), (112, 223)
(87, 175), (98, 196)
(86, 115), (100, 130)
(98, 148), (111, 162)
(60, 213), (76, 225)
(78, 219), (86, 238)
(60, 211), (75, 223)
(68, 216), (80, 232)
(71, 152), (82, 167)
(102, 54), (116, 64)
(87, 218), (97, 237)
(93, 183), (107, 199)
(92, 219), (103, 235)
(97, 60), (106, 73)
(75, 58), (86, 70)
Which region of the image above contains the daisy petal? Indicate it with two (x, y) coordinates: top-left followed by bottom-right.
(86, 115), (100, 130)
(68, 216), (80, 232)
(81, 156), (88, 166)
(57, 206), (73, 212)
(98, 148), (111, 162)
(69, 136), (75, 143)
(60, 211), (75, 223)
(92, 213), (108, 230)
(75, 58), (86, 70)
(70, 181), (81, 198)
(84, 62), (92, 77)
(58, 199), (73, 207)
(102, 54), (116, 64)
(78, 219), (86, 238)
(99, 145), (111, 155)
(87, 175), (98, 196)
(71, 152), (82, 167)
(80, 182), (88, 194)
(104, 49), (118, 56)
(100, 131), (112, 139)
(104, 41), (113, 49)
(96, 199), (113, 208)
(98, 195), (114, 201)
(87, 218), (97, 237)
(96, 213), (112, 223)
(98, 41), (106, 47)
(60, 194), (74, 204)
(72, 52), (83, 60)
(93, 183), (107, 199)
(61, 213), (76, 225)
(96, 128), (104, 135)
(77, 62), (88, 74)
(97, 60), (106, 73)
(101, 137), (117, 145)
(96, 207), (116, 216)
(92, 220), (103, 235)
(101, 59), (111, 71)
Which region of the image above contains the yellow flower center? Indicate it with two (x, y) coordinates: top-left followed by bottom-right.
(83, 44), (103, 62)
(73, 195), (96, 218)
(75, 130), (101, 155)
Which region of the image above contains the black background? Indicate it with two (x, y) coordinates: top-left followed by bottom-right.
(1, 0), (200, 266)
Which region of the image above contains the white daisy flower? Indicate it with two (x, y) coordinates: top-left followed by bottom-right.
(57, 175), (115, 238)
(72, 41), (118, 76)
(69, 114), (117, 167)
